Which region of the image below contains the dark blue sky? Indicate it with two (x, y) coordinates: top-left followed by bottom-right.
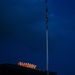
(0, 0), (75, 75)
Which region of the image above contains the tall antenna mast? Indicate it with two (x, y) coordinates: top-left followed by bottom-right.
(45, 0), (49, 75)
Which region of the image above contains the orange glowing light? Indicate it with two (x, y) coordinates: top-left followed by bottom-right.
(18, 62), (37, 69)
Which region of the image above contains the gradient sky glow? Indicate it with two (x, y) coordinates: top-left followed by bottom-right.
(0, 0), (75, 75)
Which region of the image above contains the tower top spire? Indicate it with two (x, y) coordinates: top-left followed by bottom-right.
(45, 0), (48, 30)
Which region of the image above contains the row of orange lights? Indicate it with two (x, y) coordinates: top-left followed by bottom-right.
(18, 62), (37, 69)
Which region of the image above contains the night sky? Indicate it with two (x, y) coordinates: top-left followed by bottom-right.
(0, 0), (75, 75)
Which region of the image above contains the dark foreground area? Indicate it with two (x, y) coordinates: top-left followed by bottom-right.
(0, 63), (57, 75)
